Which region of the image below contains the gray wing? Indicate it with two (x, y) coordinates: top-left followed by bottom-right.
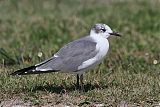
(36, 36), (98, 72)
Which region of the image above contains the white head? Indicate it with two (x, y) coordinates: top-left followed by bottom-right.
(90, 23), (121, 38)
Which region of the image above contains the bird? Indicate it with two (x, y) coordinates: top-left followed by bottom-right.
(11, 23), (121, 91)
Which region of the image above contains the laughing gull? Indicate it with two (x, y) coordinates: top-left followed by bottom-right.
(11, 23), (121, 91)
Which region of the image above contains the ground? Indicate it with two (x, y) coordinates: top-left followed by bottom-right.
(0, 0), (160, 106)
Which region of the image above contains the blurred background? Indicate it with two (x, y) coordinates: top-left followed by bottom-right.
(0, 0), (160, 106)
(0, 0), (160, 65)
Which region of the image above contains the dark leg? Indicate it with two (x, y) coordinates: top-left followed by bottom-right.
(76, 74), (79, 89)
(80, 74), (84, 92)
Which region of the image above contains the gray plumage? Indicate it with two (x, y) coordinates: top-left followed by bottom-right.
(36, 36), (98, 72)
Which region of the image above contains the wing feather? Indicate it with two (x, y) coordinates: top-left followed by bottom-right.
(36, 36), (98, 72)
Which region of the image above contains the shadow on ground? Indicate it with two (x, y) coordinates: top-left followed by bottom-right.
(32, 83), (107, 94)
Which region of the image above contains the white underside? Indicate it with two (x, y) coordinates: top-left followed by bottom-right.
(76, 34), (109, 74)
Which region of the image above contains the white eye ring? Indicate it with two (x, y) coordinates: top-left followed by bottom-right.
(101, 28), (106, 32)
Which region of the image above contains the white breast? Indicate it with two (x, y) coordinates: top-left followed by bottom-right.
(77, 36), (109, 73)
(95, 37), (109, 60)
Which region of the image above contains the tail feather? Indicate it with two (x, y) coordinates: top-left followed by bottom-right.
(11, 66), (36, 76)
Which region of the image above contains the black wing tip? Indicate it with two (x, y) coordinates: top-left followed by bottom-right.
(10, 66), (36, 76)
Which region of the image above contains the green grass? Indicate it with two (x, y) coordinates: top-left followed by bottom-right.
(0, 0), (160, 106)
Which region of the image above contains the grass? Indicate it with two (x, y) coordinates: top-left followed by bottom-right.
(0, 0), (160, 106)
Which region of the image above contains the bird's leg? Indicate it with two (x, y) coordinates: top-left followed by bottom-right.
(76, 74), (80, 89)
(80, 74), (84, 92)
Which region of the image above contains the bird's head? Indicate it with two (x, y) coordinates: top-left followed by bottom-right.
(90, 23), (121, 38)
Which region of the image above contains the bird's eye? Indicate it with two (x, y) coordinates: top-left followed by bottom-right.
(101, 28), (106, 32)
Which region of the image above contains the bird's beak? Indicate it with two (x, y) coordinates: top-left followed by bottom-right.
(109, 31), (121, 37)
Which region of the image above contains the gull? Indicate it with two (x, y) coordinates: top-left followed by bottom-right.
(11, 23), (121, 91)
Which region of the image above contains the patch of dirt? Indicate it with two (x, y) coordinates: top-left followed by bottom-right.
(0, 99), (78, 107)
(0, 94), (142, 107)
(0, 98), (31, 107)
(0, 95), (79, 107)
